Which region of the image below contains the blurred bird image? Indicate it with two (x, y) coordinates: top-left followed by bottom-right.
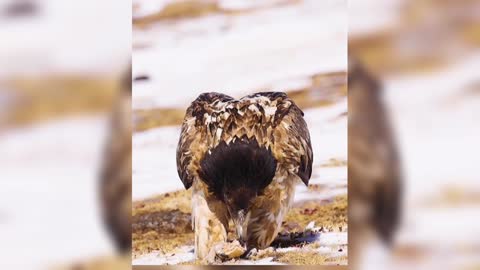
(348, 59), (402, 268)
(99, 65), (132, 253)
(176, 92), (313, 262)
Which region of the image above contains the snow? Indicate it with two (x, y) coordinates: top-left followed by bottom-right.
(0, 0), (130, 77)
(132, 0), (347, 109)
(0, 116), (114, 269)
(383, 53), (480, 205)
(133, 231), (348, 265)
(133, 246), (195, 265)
(379, 53), (480, 269)
(132, 126), (183, 200)
(349, 0), (404, 37)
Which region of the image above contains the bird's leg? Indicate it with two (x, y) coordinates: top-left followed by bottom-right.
(246, 180), (295, 249)
(192, 182), (228, 263)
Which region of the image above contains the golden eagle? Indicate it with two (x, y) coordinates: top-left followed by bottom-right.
(99, 65), (132, 253)
(177, 92), (313, 261)
(348, 59), (402, 267)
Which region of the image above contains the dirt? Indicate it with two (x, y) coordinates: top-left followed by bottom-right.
(132, 189), (194, 257)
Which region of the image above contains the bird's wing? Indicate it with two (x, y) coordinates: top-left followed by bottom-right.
(248, 92), (313, 186)
(348, 60), (402, 243)
(176, 92), (234, 189)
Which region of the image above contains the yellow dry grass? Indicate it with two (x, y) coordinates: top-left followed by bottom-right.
(132, 71), (347, 132)
(132, 188), (348, 262)
(3, 76), (117, 128)
(51, 254), (130, 270)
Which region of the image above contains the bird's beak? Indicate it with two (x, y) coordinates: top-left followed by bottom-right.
(233, 210), (249, 248)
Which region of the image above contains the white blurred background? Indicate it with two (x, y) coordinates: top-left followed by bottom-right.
(350, 0), (480, 269)
(0, 0), (130, 269)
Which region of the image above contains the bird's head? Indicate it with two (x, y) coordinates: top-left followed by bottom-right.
(223, 187), (257, 245)
(199, 138), (277, 246)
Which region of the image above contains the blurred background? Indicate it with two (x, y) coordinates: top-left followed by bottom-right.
(132, 0), (348, 265)
(0, 0), (130, 269)
(349, 0), (480, 269)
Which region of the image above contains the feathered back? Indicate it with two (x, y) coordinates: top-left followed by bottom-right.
(348, 60), (402, 244)
(176, 92), (313, 189)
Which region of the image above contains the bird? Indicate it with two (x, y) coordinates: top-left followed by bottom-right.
(348, 59), (402, 268)
(99, 64), (133, 253)
(176, 92), (313, 262)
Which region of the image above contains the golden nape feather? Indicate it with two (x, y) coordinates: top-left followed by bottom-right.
(176, 92), (313, 262)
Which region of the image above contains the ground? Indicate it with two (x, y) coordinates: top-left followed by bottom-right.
(132, 190), (347, 265)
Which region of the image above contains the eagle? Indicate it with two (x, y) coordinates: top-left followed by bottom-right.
(99, 65), (132, 253)
(348, 59), (402, 267)
(176, 92), (313, 262)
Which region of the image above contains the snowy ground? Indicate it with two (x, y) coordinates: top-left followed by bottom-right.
(348, 0), (480, 268)
(133, 231), (348, 265)
(0, 116), (115, 269)
(132, 0), (347, 109)
(0, 0), (130, 77)
(384, 54), (480, 269)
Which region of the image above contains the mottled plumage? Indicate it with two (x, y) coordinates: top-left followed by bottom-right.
(99, 65), (132, 253)
(348, 59), (402, 267)
(176, 92), (313, 262)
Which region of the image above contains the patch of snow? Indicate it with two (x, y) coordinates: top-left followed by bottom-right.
(133, 246), (195, 265)
(133, 0), (173, 18)
(318, 232), (348, 246)
(0, 0), (130, 77)
(0, 116), (114, 269)
(349, 0), (403, 37)
(383, 53), (480, 205)
(132, 0), (347, 109)
(133, 126), (183, 200)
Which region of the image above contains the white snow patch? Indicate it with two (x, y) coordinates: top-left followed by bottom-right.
(133, 246), (195, 265)
(0, 116), (114, 269)
(132, 0), (347, 109)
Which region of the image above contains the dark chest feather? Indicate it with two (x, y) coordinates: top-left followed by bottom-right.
(198, 137), (277, 202)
